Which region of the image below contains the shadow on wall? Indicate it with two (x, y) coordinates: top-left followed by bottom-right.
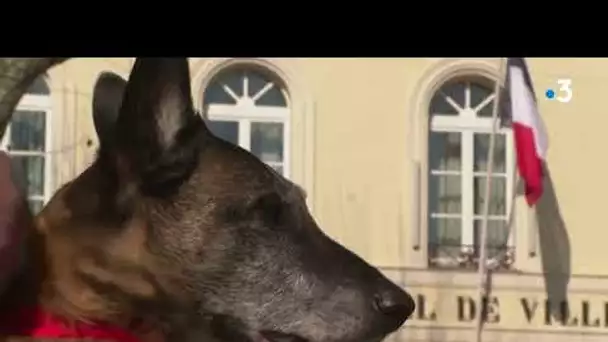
(534, 163), (571, 320)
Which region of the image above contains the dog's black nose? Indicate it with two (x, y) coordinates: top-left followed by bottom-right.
(373, 286), (415, 332)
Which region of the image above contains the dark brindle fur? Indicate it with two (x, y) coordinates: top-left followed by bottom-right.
(0, 58), (414, 342)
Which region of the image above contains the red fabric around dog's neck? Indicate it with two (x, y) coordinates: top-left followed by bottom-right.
(0, 306), (141, 342)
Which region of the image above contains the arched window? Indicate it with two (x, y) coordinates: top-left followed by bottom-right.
(0, 76), (52, 214)
(427, 76), (515, 269)
(203, 66), (290, 177)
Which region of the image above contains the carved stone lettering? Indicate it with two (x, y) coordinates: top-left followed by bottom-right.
(411, 293), (608, 329)
(581, 300), (600, 327)
(482, 296), (500, 324)
(457, 296), (476, 322)
(544, 300), (578, 326)
(414, 294), (437, 321)
(521, 298), (539, 323)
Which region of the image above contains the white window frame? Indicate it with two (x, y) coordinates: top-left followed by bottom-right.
(428, 81), (516, 268)
(0, 92), (53, 205)
(204, 71), (292, 178)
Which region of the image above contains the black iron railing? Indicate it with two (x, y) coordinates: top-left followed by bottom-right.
(428, 243), (515, 270)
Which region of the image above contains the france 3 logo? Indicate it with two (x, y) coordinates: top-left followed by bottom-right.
(544, 79), (572, 103)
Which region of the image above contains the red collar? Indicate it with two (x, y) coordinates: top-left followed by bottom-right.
(0, 306), (141, 342)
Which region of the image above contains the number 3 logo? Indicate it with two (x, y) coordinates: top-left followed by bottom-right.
(556, 79), (572, 103)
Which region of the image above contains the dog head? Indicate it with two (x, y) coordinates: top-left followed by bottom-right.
(39, 58), (414, 342)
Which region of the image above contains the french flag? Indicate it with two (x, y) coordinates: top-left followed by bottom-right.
(500, 58), (549, 206)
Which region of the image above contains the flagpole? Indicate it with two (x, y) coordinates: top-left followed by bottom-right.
(474, 57), (508, 342)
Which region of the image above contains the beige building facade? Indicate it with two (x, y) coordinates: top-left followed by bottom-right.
(1, 57), (606, 341)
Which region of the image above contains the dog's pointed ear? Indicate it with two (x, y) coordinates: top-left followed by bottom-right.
(113, 58), (204, 196)
(119, 58), (195, 146)
(92, 72), (127, 147)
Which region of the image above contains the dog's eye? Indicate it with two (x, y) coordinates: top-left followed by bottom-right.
(249, 192), (286, 225)
(222, 193), (287, 226)
(223, 204), (245, 222)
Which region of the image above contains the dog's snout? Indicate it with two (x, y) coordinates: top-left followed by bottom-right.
(373, 285), (415, 332)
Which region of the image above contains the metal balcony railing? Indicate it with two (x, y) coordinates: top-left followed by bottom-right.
(428, 243), (515, 270)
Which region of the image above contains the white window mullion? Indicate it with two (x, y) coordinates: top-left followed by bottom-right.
(0, 125), (9, 150)
(44, 108), (53, 203)
(18, 94), (51, 109)
(209, 104), (287, 121)
(7, 151), (46, 157)
(461, 131), (475, 251)
(283, 119), (291, 178)
(240, 119), (251, 150)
